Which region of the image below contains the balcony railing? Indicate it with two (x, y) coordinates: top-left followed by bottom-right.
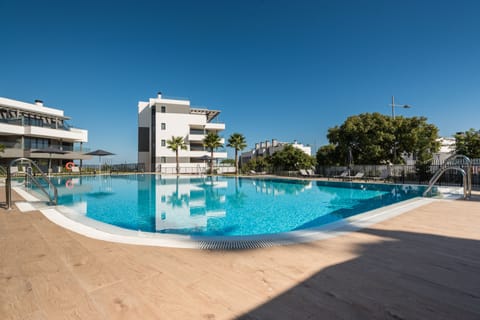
(0, 118), (73, 131)
(189, 129), (205, 135)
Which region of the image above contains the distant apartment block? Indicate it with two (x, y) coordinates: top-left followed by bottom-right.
(402, 137), (456, 165)
(433, 137), (456, 163)
(240, 139), (311, 164)
(138, 92), (227, 172)
(0, 96), (89, 169)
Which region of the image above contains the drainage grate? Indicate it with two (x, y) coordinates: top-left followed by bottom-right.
(196, 239), (288, 250)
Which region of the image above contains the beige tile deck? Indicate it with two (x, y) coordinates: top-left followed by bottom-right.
(1, 189), (480, 319)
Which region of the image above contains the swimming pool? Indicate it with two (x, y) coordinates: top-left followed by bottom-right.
(28, 174), (434, 237)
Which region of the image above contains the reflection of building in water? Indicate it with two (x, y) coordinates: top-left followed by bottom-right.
(252, 179), (312, 196)
(138, 175), (227, 232)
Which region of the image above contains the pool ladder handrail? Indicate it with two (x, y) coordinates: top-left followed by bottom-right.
(197, 164), (205, 178)
(423, 154), (472, 199)
(5, 158), (58, 209)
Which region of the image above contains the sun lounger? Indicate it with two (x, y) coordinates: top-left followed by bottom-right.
(299, 169), (309, 177)
(306, 169), (319, 177)
(342, 172), (365, 181)
(333, 171), (349, 179)
(369, 170), (390, 182)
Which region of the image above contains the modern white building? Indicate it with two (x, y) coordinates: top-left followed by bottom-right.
(433, 137), (456, 163)
(240, 139), (312, 164)
(138, 92), (227, 173)
(0, 96), (89, 170)
(401, 136), (456, 165)
(150, 176), (227, 232)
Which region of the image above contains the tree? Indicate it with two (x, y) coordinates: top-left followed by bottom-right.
(203, 132), (223, 174)
(241, 156), (271, 174)
(242, 156), (272, 173)
(316, 144), (339, 166)
(166, 136), (187, 174)
(325, 113), (439, 165)
(220, 158), (235, 165)
(455, 129), (480, 158)
(227, 133), (247, 175)
(270, 145), (316, 171)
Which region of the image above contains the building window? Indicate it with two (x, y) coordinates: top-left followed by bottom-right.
(161, 123), (166, 130)
(161, 106), (166, 113)
(161, 157), (166, 163)
(161, 139), (166, 147)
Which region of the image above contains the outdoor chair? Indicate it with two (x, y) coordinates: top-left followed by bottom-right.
(333, 171), (349, 179)
(299, 169), (309, 177)
(369, 170), (390, 182)
(249, 170), (266, 175)
(344, 172), (365, 181)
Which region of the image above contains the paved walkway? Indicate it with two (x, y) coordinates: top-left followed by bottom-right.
(1, 190), (479, 319)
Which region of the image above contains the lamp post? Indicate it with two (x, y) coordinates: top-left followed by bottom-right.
(390, 96), (412, 162)
(390, 96), (412, 119)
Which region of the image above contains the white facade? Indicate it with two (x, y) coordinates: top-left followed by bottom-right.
(138, 92), (227, 172)
(240, 139), (312, 164)
(433, 137), (456, 163)
(401, 136), (456, 165)
(0, 96), (89, 167)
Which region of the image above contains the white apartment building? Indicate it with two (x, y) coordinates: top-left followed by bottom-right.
(0, 96), (89, 170)
(240, 139), (312, 164)
(138, 92), (227, 172)
(433, 137), (456, 163)
(402, 137), (456, 165)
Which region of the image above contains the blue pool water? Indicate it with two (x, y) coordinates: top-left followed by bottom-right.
(29, 175), (432, 237)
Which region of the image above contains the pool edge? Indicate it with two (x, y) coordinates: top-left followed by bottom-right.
(35, 196), (436, 249)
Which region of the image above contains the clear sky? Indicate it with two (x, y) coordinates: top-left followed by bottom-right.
(2, 0), (480, 163)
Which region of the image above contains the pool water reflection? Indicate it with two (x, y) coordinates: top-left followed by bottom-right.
(30, 175), (432, 237)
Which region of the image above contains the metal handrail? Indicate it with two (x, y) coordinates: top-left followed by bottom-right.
(423, 154), (472, 199)
(423, 167), (467, 198)
(5, 158), (58, 209)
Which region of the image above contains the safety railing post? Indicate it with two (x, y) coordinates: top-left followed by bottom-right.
(6, 166), (12, 209)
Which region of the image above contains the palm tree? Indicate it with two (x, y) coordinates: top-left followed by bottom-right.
(203, 132), (223, 174)
(166, 136), (187, 174)
(227, 133), (247, 175)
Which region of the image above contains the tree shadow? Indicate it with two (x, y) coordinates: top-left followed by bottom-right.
(238, 228), (480, 319)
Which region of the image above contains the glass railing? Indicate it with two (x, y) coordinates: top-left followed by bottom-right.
(0, 118), (22, 125)
(0, 141), (21, 148)
(0, 117), (73, 131)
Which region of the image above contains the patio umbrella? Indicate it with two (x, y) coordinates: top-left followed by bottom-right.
(31, 147), (70, 175)
(199, 155), (211, 161)
(84, 149), (115, 174)
(347, 146), (354, 175)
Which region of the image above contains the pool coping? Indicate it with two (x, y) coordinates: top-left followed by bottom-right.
(11, 182), (445, 249)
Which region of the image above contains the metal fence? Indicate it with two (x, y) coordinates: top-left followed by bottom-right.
(81, 163), (145, 173)
(316, 159), (480, 190)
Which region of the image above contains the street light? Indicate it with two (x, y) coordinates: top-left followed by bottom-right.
(390, 96), (412, 119)
(390, 96), (413, 163)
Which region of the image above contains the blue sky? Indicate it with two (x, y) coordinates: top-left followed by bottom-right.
(1, 0), (480, 163)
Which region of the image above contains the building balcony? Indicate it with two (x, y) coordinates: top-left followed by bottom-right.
(179, 150), (228, 159)
(0, 122), (88, 142)
(205, 123), (225, 131)
(188, 134), (205, 142)
(0, 148), (92, 160)
(188, 134), (225, 144)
